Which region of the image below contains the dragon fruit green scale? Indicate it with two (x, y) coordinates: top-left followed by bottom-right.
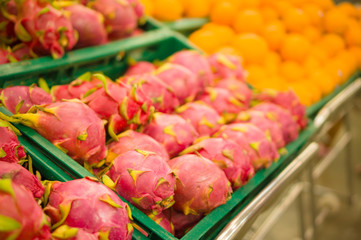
(0, 119), (26, 163)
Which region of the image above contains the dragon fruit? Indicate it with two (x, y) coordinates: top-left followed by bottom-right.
(0, 85), (52, 114)
(124, 61), (156, 76)
(107, 130), (169, 160)
(0, 161), (44, 198)
(0, 46), (17, 64)
(0, 0), (17, 44)
(64, 4), (108, 48)
(198, 87), (250, 123)
(143, 113), (198, 158)
(44, 177), (133, 240)
(52, 226), (99, 240)
(6, 100), (107, 166)
(208, 53), (245, 82)
(176, 101), (224, 137)
(120, 74), (179, 113)
(105, 150), (176, 214)
(215, 123), (279, 170)
(252, 103), (299, 144)
(13, 0), (77, 58)
(126, 0), (144, 19)
(168, 50), (214, 90)
(165, 208), (203, 238)
(155, 63), (200, 104)
(0, 179), (51, 240)
(168, 154), (232, 215)
(235, 110), (285, 148)
(181, 138), (254, 189)
(88, 0), (137, 40)
(252, 89), (308, 129)
(0, 119), (26, 163)
(147, 212), (174, 235)
(214, 78), (252, 100)
(12, 43), (31, 60)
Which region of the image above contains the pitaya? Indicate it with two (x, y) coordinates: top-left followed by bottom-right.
(0, 85), (52, 114)
(0, 119), (26, 163)
(143, 113), (198, 158)
(105, 150), (176, 214)
(44, 177), (133, 240)
(181, 138), (254, 189)
(155, 63), (200, 104)
(235, 110), (285, 148)
(214, 78), (252, 101)
(12, 43), (31, 60)
(0, 45), (18, 64)
(208, 53), (245, 81)
(215, 123), (279, 170)
(176, 101), (224, 137)
(126, 0), (144, 19)
(168, 50), (214, 90)
(6, 100), (107, 166)
(88, 0), (137, 40)
(252, 103), (299, 144)
(107, 130), (169, 160)
(52, 226), (99, 240)
(147, 212), (174, 235)
(168, 154), (232, 215)
(0, 0), (17, 45)
(124, 61), (156, 76)
(120, 74), (179, 113)
(0, 179), (51, 240)
(198, 87), (250, 123)
(64, 4), (107, 48)
(0, 161), (44, 198)
(165, 208), (203, 238)
(13, 0), (77, 58)
(252, 89), (308, 129)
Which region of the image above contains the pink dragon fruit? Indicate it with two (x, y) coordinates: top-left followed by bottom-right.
(168, 50), (214, 90)
(120, 74), (180, 113)
(6, 100), (107, 166)
(198, 87), (250, 123)
(252, 89), (308, 129)
(0, 119), (26, 163)
(168, 154), (232, 215)
(0, 0), (17, 45)
(208, 53), (245, 81)
(215, 123), (279, 170)
(164, 208), (203, 238)
(235, 110), (285, 149)
(0, 161), (44, 198)
(155, 63), (200, 104)
(44, 177), (133, 240)
(124, 61), (156, 76)
(52, 226), (99, 240)
(13, 0), (77, 58)
(12, 43), (31, 60)
(252, 103), (299, 144)
(214, 78), (252, 100)
(64, 4), (108, 48)
(107, 130), (169, 160)
(0, 46), (18, 64)
(0, 179), (51, 240)
(147, 211), (174, 235)
(143, 113), (198, 158)
(0, 85), (52, 114)
(180, 138), (254, 189)
(176, 101), (224, 137)
(88, 0), (137, 40)
(105, 150), (176, 214)
(126, 0), (145, 19)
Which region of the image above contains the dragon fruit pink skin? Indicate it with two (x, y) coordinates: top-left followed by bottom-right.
(0, 46), (18, 64)
(164, 208), (203, 238)
(214, 78), (252, 100)
(8, 100), (107, 166)
(12, 43), (31, 61)
(181, 138), (254, 189)
(235, 110), (285, 149)
(0, 161), (44, 198)
(0, 120), (26, 163)
(143, 113), (199, 158)
(105, 150), (176, 214)
(156, 63), (200, 104)
(52, 227), (99, 240)
(44, 178), (133, 240)
(124, 61), (156, 76)
(64, 4), (108, 48)
(208, 53), (245, 82)
(146, 211), (174, 235)
(168, 154), (232, 215)
(0, 85), (52, 114)
(0, 179), (51, 240)
(168, 50), (214, 91)
(126, 0), (144, 19)
(253, 103), (299, 144)
(176, 101), (224, 137)
(107, 130), (169, 160)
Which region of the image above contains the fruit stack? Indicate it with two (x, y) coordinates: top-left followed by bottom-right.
(0, 49), (308, 238)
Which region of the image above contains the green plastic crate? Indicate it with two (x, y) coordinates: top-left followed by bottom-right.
(162, 18), (209, 36)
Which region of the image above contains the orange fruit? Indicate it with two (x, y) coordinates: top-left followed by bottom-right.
(323, 8), (349, 34)
(302, 26), (321, 43)
(260, 6), (279, 21)
(323, 60), (345, 85)
(317, 34), (345, 57)
(314, 0), (334, 11)
(183, 0), (211, 17)
(348, 46), (361, 68)
(308, 45), (328, 62)
(140, 0), (154, 16)
(271, 1), (293, 18)
(245, 64), (268, 85)
(153, 0), (183, 21)
(252, 75), (287, 91)
(262, 20), (286, 51)
(214, 45), (241, 56)
(303, 55), (322, 75)
(335, 50), (358, 80)
(303, 3), (324, 28)
(263, 51), (281, 75)
(288, 82), (315, 106)
(240, 0), (260, 9)
(280, 34), (311, 62)
(309, 70), (337, 95)
(337, 2), (357, 18)
(210, 1), (239, 26)
(283, 8), (311, 33)
(233, 9), (264, 34)
(345, 20), (361, 47)
(280, 61), (305, 82)
(231, 33), (269, 65)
